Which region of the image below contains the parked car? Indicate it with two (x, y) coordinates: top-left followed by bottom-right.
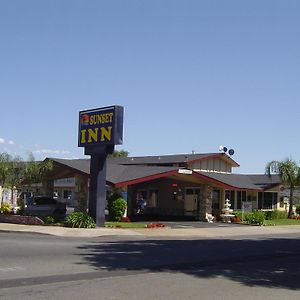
(25, 196), (66, 219)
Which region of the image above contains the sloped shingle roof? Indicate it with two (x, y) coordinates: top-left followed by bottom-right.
(48, 156), (280, 191)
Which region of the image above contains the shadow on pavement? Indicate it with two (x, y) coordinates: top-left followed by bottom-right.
(77, 237), (300, 290)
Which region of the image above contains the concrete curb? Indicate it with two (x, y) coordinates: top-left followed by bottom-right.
(1, 222), (300, 238)
(0, 223), (143, 237)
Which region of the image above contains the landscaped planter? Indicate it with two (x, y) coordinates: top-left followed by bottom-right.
(0, 214), (44, 225)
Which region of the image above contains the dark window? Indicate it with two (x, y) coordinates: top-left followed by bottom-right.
(263, 193), (277, 209)
(258, 192), (263, 209)
(212, 190), (220, 210)
(186, 189), (194, 195)
(257, 192), (278, 209)
(33, 197), (56, 205)
(63, 190), (72, 199)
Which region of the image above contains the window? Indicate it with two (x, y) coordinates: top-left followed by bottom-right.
(258, 192), (263, 209)
(63, 190), (72, 200)
(33, 197), (56, 205)
(237, 191), (246, 209)
(212, 190), (220, 210)
(258, 192), (278, 209)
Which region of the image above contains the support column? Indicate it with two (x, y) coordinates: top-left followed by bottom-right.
(88, 153), (107, 226)
(85, 145), (114, 227)
(74, 175), (89, 212)
(127, 185), (134, 218)
(199, 185), (213, 221)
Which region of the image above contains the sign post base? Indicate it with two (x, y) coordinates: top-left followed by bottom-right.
(85, 145), (114, 227)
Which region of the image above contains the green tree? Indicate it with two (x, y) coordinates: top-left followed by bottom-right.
(0, 152), (12, 205)
(107, 193), (127, 221)
(0, 152), (53, 205)
(109, 150), (129, 158)
(266, 158), (300, 218)
(22, 154), (53, 188)
(7, 155), (24, 202)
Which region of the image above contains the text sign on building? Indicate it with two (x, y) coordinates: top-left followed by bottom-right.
(78, 105), (123, 147)
(242, 202), (252, 212)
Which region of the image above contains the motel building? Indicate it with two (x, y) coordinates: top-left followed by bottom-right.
(30, 152), (297, 221)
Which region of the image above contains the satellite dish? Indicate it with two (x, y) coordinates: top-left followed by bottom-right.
(228, 149), (235, 156)
(219, 145), (227, 153)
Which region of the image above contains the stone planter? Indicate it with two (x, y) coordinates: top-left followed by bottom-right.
(0, 214), (44, 225)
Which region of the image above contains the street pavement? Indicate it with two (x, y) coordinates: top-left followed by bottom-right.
(1, 223), (300, 299)
(1, 221), (300, 239)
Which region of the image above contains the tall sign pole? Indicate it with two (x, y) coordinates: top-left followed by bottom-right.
(78, 105), (124, 227)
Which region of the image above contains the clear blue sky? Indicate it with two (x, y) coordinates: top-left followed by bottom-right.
(0, 0), (299, 173)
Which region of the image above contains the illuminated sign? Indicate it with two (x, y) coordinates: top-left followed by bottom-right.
(78, 105), (123, 147)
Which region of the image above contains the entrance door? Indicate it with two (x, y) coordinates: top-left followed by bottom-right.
(184, 188), (200, 216)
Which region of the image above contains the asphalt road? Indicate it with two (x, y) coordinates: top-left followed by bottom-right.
(0, 232), (300, 299)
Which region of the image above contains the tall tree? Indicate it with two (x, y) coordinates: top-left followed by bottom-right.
(266, 158), (300, 218)
(0, 152), (53, 204)
(0, 152), (12, 205)
(7, 155), (24, 203)
(22, 154), (53, 189)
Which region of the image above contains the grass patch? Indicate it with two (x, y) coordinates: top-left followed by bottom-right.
(264, 219), (300, 226)
(105, 222), (147, 228)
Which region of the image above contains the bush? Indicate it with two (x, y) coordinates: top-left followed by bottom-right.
(271, 210), (288, 220)
(250, 211), (266, 225)
(233, 210), (266, 225)
(1, 202), (13, 214)
(295, 205), (300, 215)
(107, 193), (127, 222)
(43, 216), (57, 224)
(16, 198), (25, 215)
(64, 212), (96, 228)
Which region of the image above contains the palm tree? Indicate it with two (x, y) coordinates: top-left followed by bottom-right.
(22, 154), (53, 189)
(266, 158), (300, 218)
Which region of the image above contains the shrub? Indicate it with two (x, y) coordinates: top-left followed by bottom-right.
(107, 193), (127, 222)
(271, 210), (288, 220)
(16, 198), (25, 215)
(232, 211), (243, 220)
(232, 210), (265, 225)
(295, 205), (300, 215)
(64, 212), (96, 228)
(1, 202), (13, 214)
(44, 216), (57, 224)
(250, 211), (266, 225)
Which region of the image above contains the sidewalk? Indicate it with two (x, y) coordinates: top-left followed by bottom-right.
(1, 222), (300, 238)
